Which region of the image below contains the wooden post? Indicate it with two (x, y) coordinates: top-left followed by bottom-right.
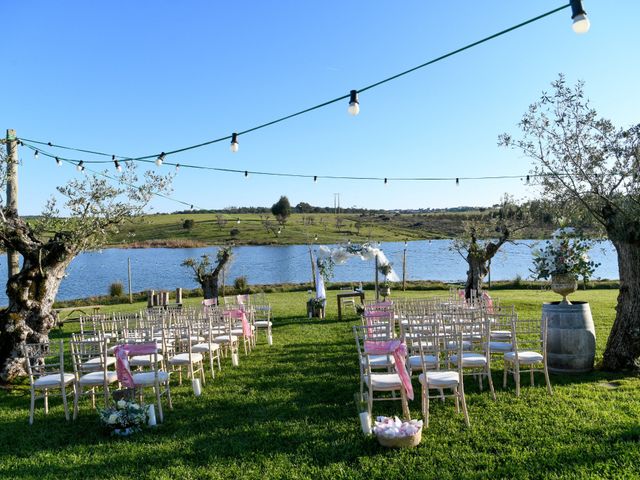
(5, 129), (20, 279)
(127, 257), (133, 304)
(375, 255), (380, 302)
(176, 287), (183, 304)
(402, 241), (407, 291)
(221, 268), (225, 298)
(147, 290), (155, 308)
(488, 259), (492, 289)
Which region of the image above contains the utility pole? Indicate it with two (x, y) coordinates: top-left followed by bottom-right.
(5, 129), (20, 280)
(128, 257), (133, 304)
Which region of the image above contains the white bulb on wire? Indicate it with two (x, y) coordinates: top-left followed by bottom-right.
(156, 152), (165, 166)
(34, 150), (39, 160)
(348, 90), (360, 116)
(77, 161), (85, 172)
(230, 133), (239, 153)
(572, 14), (590, 34)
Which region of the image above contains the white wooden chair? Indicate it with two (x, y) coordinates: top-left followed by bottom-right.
(70, 337), (119, 418)
(167, 326), (206, 386)
(503, 317), (553, 396)
(22, 340), (76, 425)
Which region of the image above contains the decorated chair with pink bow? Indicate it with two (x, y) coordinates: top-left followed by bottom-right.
(353, 324), (412, 420)
(115, 342), (172, 423)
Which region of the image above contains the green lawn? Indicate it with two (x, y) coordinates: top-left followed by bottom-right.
(1, 289), (639, 479)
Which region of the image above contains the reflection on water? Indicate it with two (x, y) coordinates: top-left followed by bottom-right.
(0, 240), (617, 304)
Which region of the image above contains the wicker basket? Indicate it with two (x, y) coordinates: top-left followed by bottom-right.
(376, 428), (422, 448)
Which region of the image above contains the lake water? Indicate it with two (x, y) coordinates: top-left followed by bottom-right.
(0, 240), (618, 305)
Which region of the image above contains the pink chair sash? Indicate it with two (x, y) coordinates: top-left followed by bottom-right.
(226, 308), (252, 338)
(236, 294), (250, 305)
(202, 298), (217, 307)
(482, 292), (494, 313)
(364, 339), (414, 400)
(114, 343), (157, 388)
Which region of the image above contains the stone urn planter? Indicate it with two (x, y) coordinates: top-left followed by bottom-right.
(378, 285), (391, 299)
(551, 274), (578, 305)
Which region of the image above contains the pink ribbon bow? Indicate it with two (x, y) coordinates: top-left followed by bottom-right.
(364, 339), (414, 400)
(114, 343), (157, 388)
(482, 292), (494, 313)
(226, 308), (252, 338)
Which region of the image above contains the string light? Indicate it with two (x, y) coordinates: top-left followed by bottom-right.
(55, 156), (61, 166)
(230, 133), (239, 153)
(348, 90), (360, 116)
(313, 175), (317, 183)
(244, 170), (248, 177)
(175, 163), (180, 172)
(526, 175), (530, 184)
(76, 161), (85, 172)
(236, 218), (241, 224)
(456, 178), (459, 186)
(156, 152), (165, 166)
(384, 178), (388, 185)
(570, 0), (590, 34)
(112, 155), (122, 172)
(34, 150), (39, 160)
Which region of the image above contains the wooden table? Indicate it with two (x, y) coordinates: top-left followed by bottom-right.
(337, 291), (365, 320)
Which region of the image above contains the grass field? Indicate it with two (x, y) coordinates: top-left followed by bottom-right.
(107, 212), (555, 247)
(1, 289), (639, 479)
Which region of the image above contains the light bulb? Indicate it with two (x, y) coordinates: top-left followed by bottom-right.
(230, 133), (239, 153)
(115, 160), (122, 172)
(34, 150), (39, 160)
(455, 178), (459, 186)
(236, 218), (241, 224)
(313, 176), (317, 183)
(244, 170), (248, 177)
(55, 157), (61, 166)
(384, 178), (388, 185)
(570, 0), (590, 34)
(175, 163), (180, 172)
(572, 14), (590, 34)
(348, 90), (360, 116)
(77, 161), (85, 172)
(156, 152), (165, 166)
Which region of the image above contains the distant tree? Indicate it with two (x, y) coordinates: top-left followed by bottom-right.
(295, 201), (313, 214)
(500, 75), (640, 371)
(230, 228), (240, 237)
(452, 195), (529, 299)
(182, 219), (195, 230)
(182, 248), (232, 301)
(271, 196), (291, 225)
(215, 215), (227, 231)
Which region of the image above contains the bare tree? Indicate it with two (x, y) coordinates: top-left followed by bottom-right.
(500, 74), (640, 370)
(215, 214), (228, 231)
(0, 158), (171, 381)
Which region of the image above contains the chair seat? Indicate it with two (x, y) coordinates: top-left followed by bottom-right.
(489, 341), (513, 352)
(446, 340), (472, 351)
(504, 351), (544, 364)
(449, 353), (487, 367)
(363, 373), (403, 390)
(214, 335), (238, 343)
(78, 371), (119, 385)
(130, 354), (164, 366)
(490, 330), (512, 340)
(419, 370), (460, 388)
(231, 328), (253, 337)
(168, 353), (203, 365)
(132, 371), (170, 386)
(363, 354), (396, 368)
(254, 321), (272, 327)
(34, 373), (75, 387)
(192, 342), (221, 353)
(408, 354), (438, 369)
(81, 356), (117, 371)
(181, 335), (205, 343)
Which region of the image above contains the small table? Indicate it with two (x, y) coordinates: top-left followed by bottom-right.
(337, 291), (365, 320)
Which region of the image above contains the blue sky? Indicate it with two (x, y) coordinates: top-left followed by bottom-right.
(4, 1), (639, 215)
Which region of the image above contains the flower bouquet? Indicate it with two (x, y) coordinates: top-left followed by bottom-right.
(99, 399), (148, 437)
(373, 416), (423, 448)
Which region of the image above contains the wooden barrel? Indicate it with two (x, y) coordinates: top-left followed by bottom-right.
(542, 301), (595, 373)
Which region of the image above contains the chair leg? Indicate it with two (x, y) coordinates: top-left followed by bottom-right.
(544, 364), (553, 396)
(155, 385), (164, 423)
(503, 364), (508, 388)
(486, 369), (496, 401)
(400, 388), (410, 420)
(459, 385), (470, 427)
(514, 362), (521, 397)
(61, 385), (70, 421)
(44, 389), (49, 414)
(29, 388), (36, 425)
(422, 385), (429, 428)
(73, 385), (80, 420)
(530, 369), (535, 387)
(454, 387), (460, 413)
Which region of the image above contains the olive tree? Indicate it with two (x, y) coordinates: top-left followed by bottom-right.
(0, 156), (172, 381)
(452, 195), (529, 299)
(500, 75), (640, 370)
(181, 248), (232, 301)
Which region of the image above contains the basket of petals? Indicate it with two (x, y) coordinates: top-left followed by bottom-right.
(373, 416), (423, 448)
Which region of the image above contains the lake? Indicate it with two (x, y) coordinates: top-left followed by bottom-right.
(0, 240), (618, 305)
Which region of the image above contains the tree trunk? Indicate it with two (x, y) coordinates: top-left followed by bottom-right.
(601, 240), (640, 370)
(465, 254), (488, 300)
(202, 275), (219, 301)
(0, 253), (72, 382)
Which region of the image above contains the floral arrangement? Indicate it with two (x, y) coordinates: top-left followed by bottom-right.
(373, 416), (422, 439)
(531, 229), (599, 282)
(99, 399), (148, 436)
(377, 263), (393, 287)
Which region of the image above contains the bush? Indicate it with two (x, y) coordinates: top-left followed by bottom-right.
(230, 228), (240, 237)
(182, 219), (195, 230)
(234, 276), (249, 292)
(109, 282), (124, 297)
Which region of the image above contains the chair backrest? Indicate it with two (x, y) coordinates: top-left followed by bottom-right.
(408, 315), (442, 370)
(353, 323), (394, 375)
(70, 338), (109, 375)
(512, 317), (547, 355)
(22, 340), (66, 385)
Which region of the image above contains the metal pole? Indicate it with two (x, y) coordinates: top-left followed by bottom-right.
(5, 129), (20, 279)
(402, 240), (407, 291)
(128, 257), (133, 303)
(308, 245), (316, 289)
(375, 255), (380, 302)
